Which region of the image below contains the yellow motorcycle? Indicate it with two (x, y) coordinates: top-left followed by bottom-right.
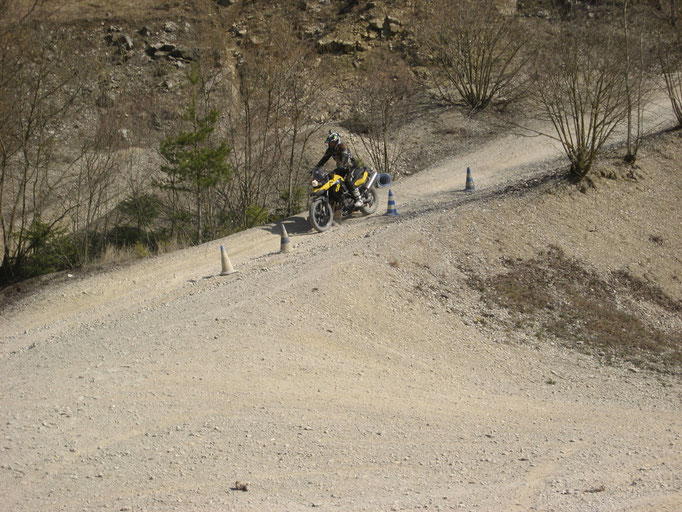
(308, 167), (379, 232)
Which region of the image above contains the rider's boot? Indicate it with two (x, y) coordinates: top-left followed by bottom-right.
(351, 188), (363, 208)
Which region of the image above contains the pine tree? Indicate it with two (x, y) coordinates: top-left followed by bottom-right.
(157, 66), (231, 243)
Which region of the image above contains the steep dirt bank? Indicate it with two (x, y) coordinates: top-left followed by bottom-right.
(1, 119), (681, 510)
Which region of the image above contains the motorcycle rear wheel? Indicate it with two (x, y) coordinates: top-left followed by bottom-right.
(309, 198), (333, 232)
(360, 188), (379, 215)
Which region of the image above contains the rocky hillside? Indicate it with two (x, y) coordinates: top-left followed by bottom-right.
(14, 0), (571, 174)
(43, 0), (432, 158)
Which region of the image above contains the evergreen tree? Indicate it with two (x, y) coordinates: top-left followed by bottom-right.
(157, 66), (231, 243)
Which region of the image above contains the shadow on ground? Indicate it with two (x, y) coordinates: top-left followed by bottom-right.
(258, 215), (311, 236)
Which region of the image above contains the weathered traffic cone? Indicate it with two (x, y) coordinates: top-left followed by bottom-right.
(384, 189), (399, 216)
(465, 167), (475, 192)
(220, 245), (238, 275)
(280, 223), (293, 253)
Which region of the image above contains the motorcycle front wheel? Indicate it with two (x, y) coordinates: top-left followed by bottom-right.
(360, 187), (379, 215)
(309, 197), (333, 232)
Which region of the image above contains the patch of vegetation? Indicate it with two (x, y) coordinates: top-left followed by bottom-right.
(469, 246), (682, 374)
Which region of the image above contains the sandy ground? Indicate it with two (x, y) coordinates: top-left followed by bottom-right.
(1, 97), (681, 511)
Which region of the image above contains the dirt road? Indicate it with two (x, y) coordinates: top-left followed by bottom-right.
(1, 101), (681, 511)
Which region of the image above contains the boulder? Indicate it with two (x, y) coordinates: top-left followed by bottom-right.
(118, 34), (134, 51)
(367, 16), (403, 39)
(145, 42), (196, 61)
(383, 16), (402, 38)
(367, 17), (383, 32)
(105, 33), (134, 52)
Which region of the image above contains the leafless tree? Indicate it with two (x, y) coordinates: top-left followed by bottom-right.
(347, 49), (418, 176)
(271, 26), (328, 217)
(223, 55), (282, 228)
(652, 5), (682, 126)
(621, 0), (657, 163)
(0, 19), (84, 280)
(223, 20), (325, 227)
(534, 23), (629, 179)
(415, 0), (531, 112)
(66, 110), (124, 265)
(652, 0), (681, 27)
(660, 50), (682, 126)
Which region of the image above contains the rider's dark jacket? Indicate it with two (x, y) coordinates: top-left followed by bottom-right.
(315, 142), (356, 171)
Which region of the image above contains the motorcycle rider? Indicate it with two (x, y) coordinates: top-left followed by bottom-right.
(314, 131), (363, 208)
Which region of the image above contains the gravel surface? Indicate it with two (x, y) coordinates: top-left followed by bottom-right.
(1, 98), (681, 511)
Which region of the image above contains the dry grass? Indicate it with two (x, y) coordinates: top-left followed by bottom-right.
(96, 238), (186, 266)
(469, 246), (682, 374)
(16, 0), (212, 23)
(99, 243), (145, 265)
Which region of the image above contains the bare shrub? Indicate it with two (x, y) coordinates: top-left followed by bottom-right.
(98, 242), (145, 266)
(653, 15), (682, 126)
(347, 49), (418, 175)
(533, 23), (629, 179)
(415, 0), (531, 112)
(0, 20), (85, 282)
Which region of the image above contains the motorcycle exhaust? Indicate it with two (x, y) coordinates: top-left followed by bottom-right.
(365, 171), (378, 190)
(376, 173), (392, 188)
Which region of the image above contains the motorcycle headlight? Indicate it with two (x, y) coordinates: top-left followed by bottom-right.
(312, 179), (319, 187)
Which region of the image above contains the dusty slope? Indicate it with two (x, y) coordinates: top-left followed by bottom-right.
(1, 104), (681, 511)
